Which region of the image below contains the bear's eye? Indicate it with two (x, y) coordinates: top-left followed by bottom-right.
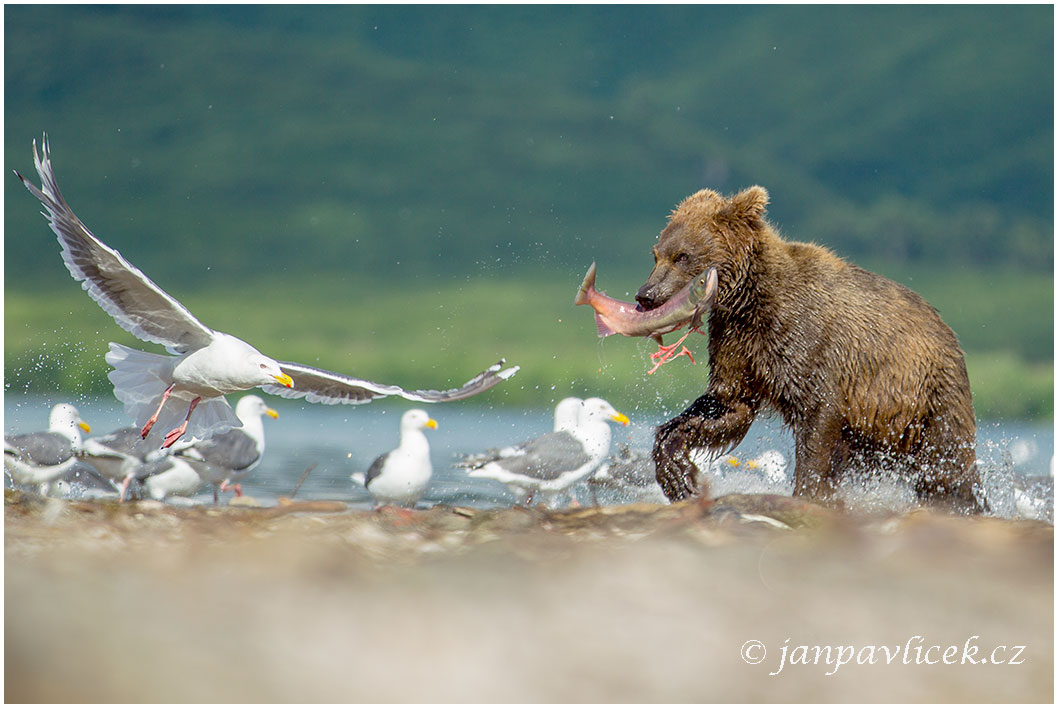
(674, 253), (690, 264)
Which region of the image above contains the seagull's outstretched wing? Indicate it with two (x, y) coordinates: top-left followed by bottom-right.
(260, 359), (520, 405)
(16, 135), (214, 354)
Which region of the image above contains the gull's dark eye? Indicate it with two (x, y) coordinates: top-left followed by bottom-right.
(259, 363), (268, 370)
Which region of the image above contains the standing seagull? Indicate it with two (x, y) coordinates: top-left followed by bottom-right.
(454, 396), (583, 469)
(16, 136), (518, 448)
(4, 403), (91, 494)
(172, 394), (279, 502)
(465, 397), (630, 506)
(352, 409), (437, 508)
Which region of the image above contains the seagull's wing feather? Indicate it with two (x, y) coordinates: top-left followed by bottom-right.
(180, 430), (261, 473)
(363, 452), (390, 488)
(4, 432), (75, 466)
(487, 431), (592, 481)
(260, 359), (519, 405)
(16, 136), (214, 354)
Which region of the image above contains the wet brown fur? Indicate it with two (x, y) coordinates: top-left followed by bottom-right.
(637, 187), (986, 514)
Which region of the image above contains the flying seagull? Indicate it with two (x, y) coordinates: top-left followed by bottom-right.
(16, 136), (519, 448)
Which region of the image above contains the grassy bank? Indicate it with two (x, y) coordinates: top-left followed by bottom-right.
(4, 268), (1052, 420)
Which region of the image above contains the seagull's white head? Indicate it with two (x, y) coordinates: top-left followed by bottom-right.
(235, 394), (280, 423)
(580, 397), (630, 427)
(49, 403), (91, 444)
(402, 409), (438, 432)
(255, 356), (293, 389)
(553, 397), (584, 432)
(209, 334), (294, 391)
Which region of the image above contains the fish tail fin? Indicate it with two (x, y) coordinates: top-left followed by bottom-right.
(574, 262), (598, 306)
(595, 313), (617, 337)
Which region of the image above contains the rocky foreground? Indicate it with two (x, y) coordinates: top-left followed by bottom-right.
(5, 490), (1053, 703)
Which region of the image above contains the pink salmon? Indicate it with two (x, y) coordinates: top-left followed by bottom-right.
(574, 262), (717, 342)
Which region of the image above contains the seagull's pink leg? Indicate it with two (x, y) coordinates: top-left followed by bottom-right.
(648, 331), (696, 374)
(141, 383), (176, 439)
(161, 396), (201, 449)
(119, 474), (134, 502)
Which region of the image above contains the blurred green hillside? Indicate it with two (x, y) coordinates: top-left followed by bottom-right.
(4, 6), (1053, 419)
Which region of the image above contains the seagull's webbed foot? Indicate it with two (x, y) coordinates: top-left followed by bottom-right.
(162, 424), (188, 449)
(220, 480), (243, 497)
(160, 396), (201, 449)
(647, 330), (698, 375)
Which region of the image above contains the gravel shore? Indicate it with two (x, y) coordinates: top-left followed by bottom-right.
(5, 491), (1052, 703)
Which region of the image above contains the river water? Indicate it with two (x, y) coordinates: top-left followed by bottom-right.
(4, 394), (1053, 517)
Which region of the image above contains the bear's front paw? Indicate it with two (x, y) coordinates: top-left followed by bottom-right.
(653, 422), (704, 502)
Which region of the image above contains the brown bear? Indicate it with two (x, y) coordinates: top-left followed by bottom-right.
(636, 186), (987, 514)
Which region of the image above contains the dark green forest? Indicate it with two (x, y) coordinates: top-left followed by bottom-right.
(4, 6), (1053, 418)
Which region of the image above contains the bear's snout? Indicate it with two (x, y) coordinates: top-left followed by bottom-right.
(635, 284), (661, 311)
(636, 263), (686, 311)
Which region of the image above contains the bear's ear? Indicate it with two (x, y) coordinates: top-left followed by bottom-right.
(718, 185), (769, 229)
(670, 188), (722, 219)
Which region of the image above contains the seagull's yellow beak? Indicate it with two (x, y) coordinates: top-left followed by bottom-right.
(266, 408), (279, 420)
(78, 421), (91, 433)
(611, 412), (631, 426)
(274, 373), (294, 388)
(426, 418), (438, 430)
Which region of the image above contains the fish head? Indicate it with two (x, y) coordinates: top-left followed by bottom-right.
(688, 267), (718, 306)
(686, 267), (718, 330)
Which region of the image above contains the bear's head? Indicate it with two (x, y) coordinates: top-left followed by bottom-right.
(635, 186), (769, 312)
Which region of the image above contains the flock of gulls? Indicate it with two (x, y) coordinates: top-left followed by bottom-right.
(1, 136), (797, 510)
